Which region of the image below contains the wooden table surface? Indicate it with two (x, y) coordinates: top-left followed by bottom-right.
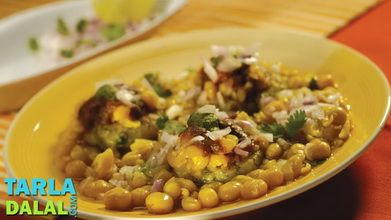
(0, 0), (380, 36)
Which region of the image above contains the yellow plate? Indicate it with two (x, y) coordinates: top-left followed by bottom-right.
(5, 28), (391, 219)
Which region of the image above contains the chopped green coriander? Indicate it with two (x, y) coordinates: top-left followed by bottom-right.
(95, 84), (117, 100)
(156, 116), (169, 129)
(259, 123), (285, 139)
(144, 73), (158, 84)
(285, 110), (307, 139)
(60, 49), (74, 58)
(210, 56), (223, 67)
(259, 110), (307, 140)
(57, 18), (70, 36)
(187, 112), (219, 130)
(101, 23), (125, 41)
(144, 73), (172, 97)
(308, 78), (319, 90)
(76, 19), (88, 34)
(164, 121), (186, 135)
(28, 37), (39, 52)
(156, 116), (186, 135)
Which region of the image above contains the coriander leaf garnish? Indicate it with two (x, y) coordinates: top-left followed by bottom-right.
(144, 73), (172, 97)
(57, 18), (70, 36)
(76, 19), (88, 34)
(95, 84), (117, 100)
(259, 110), (307, 140)
(60, 49), (74, 58)
(101, 23), (125, 41)
(156, 116), (169, 129)
(285, 110), (307, 139)
(210, 56), (223, 67)
(28, 37), (39, 52)
(259, 123), (285, 139)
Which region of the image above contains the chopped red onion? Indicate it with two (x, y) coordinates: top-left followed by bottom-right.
(151, 179), (164, 192)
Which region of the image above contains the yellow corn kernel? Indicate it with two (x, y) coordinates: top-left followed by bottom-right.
(204, 81), (216, 100)
(153, 169), (174, 183)
(121, 152), (144, 166)
(176, 178), (198, 193)
(181, 188), (190, 197)
(198, 188), (219, 208)
(219, 79), (234, 96)
(253, 111), (267, 123)
(237, 88), (247, 102)
(145, 192), (174, 214)
(263, 100), (286, 118)
(92, 148), (115, 179)
(248, 64), (266, 83)
(141, 90), (163, 110)
(129, 171), (148, 188)
(317, 74), (335, 89)
(186, 146), (209, 171)
(167, 145), (209, 176)
(236, 111), (251, 121)
(207, 154), (229, 171)
(112, 105), (141, 128)
(219, 134), (239, 153)
(130, 139), (155, 158)
(288, 75), (309, 89)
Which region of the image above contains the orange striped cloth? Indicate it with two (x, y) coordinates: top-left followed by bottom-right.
(0, 113), (28, 205)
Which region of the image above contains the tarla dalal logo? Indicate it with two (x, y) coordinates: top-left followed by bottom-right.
(4, 178), (77, 216)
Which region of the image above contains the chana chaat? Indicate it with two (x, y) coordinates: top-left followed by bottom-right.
(61, 45), (352, 214)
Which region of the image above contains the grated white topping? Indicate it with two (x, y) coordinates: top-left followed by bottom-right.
(206, 127), (232, 141)
(146, 132), (179, 167)
(197, 91), (208, 106)
(203, 59), (218, 82)
(115, 89), (139, 106)
(272, 110), (289, 124)
(166, 104), (183, 119)
(217, 56), (242, 72)
(182, 86), (201, 101)
(237, 137), (251, 149)
(216, 91), (226, 110)
(197, 104), (229, 120)
(198, 104), (217, 114)
(183, 135), (205, 147)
